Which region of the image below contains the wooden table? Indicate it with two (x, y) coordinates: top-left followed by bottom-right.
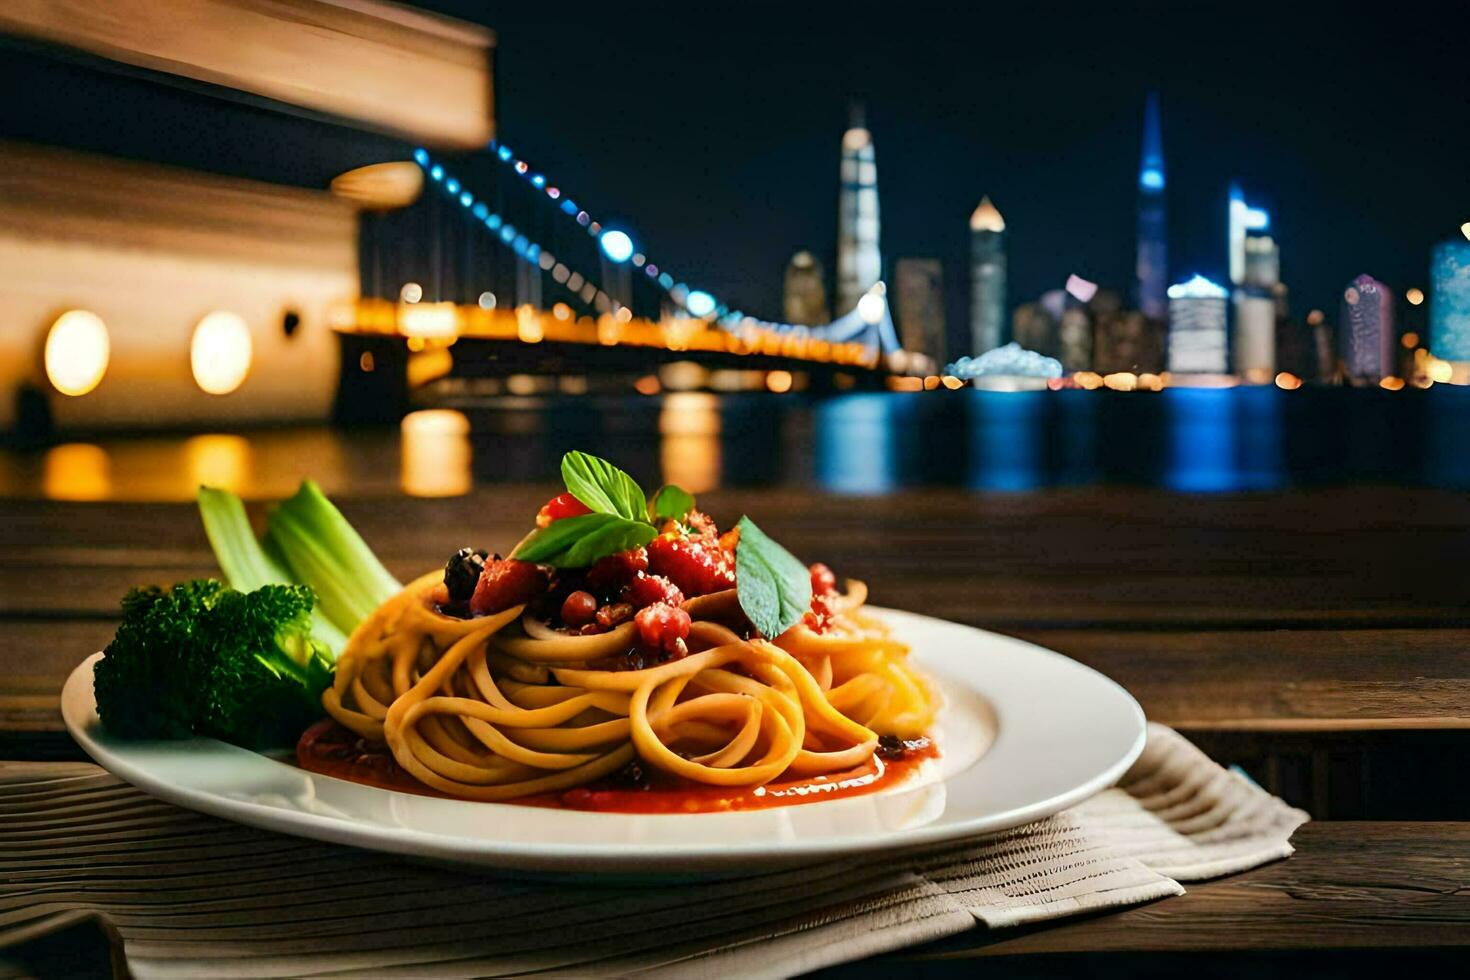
(2, 485), (1467, 973)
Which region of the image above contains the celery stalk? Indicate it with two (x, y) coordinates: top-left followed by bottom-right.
(196, 486), (348, 654)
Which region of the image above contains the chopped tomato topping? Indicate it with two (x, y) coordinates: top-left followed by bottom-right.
(470, 558), (547, 615)
(635, 602), (692, 655)
(535, 492), (592, 528)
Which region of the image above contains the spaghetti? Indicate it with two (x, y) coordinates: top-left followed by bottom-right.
(321, 573), (937, 802)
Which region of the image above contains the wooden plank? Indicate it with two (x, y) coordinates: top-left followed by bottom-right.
(897, 822), (1470, 960)
(1008, 627), (1470, 731)
(0, 0), (495, 147)
(5, 486), (1470, 626)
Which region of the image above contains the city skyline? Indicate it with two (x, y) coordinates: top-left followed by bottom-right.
(459, 0), (1468, 356)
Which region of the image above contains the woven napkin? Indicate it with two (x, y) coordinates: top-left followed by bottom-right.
(0, 724), (1306, 978)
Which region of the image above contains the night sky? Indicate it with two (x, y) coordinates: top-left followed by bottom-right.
(424, 0), (1468, 348)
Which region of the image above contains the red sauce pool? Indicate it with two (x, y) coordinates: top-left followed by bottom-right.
(296, 719), (938, 813)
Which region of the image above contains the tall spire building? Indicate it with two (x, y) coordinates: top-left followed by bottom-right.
(1135, 92), (1168, 321)
(836, 103), (881, 315)
(969, 196), (1007, 354)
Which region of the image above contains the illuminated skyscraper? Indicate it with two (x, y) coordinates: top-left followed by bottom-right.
(1135, 92), (1168, 321)
(1167, 274), (1230, 374)
(969, 196), (1007, 354)
(782, 250), (830, 325)
(893, 257), (946, 363)
(1234, 230), (1281, 379)
(1228, 183), (1271, 286)
(1430, 237), (1470, 362)
(836, 104), (881, 315)
(1340, 274), (1394, 383)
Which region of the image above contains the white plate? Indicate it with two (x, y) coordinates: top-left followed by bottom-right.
(62, 608), (1145, 874)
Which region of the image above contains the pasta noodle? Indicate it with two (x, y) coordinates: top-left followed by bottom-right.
(321, 571), (938, 801)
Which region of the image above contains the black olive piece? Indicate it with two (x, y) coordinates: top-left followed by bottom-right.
(444, 547), (487, 601)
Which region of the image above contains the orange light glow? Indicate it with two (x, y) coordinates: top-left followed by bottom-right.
(1103, 372), (1137, 392)
(1379, 376), (1405, 391)
(1406, 288), (1425, 306)
(941, 375), (964, 389)
(400, 410), (471, 498)
(41, 443), (111, 501)
(1402, 332), (1420, 349)
(44, 310), (111, 397)
(1274, 372), (1302, 390)
(634, 375), (661, 395)
(766, 370), (793, 393)
(358, 351), (375, 372)
(1073, 371), (1103, 390)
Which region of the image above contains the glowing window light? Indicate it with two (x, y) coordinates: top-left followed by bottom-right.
(400, 282), (423, 303)
(190, 311), (254, 395)
(685, 289), (716, 317)
(600, 229), (634, 262)
(44, 310), (110, 396)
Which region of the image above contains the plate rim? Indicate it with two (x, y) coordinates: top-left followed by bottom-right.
(62, 609), (1147, 870)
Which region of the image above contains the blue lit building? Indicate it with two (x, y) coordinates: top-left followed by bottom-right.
(1135, 93), (1168, 321)
(1430, 238), (1470, 362)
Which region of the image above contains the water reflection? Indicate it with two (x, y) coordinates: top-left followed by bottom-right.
(42, 443), (111, 500)
(1, 389), (1463, 501)
(401, 409), (472, 498)
(658, 392), (722, 493)
(815, 395), (897, 494)
(966, 391), (1044, 491)
(1164, 387), (1283, 492)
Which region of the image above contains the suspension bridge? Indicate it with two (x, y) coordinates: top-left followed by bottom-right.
(333, 138), (917, 411)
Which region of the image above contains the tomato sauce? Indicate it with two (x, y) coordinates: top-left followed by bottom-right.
(295, 719), (938, 813)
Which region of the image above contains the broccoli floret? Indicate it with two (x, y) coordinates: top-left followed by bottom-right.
(93, 579), (334, 749)
(197, 584), (334, 748)
(94, 580), (228, 740)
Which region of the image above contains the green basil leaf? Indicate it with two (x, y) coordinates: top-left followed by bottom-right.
(561, 451), (648, 522)
(650, 484), (695, 523)
(512, 513), (657, 567)
(733, 516), (812, 639)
